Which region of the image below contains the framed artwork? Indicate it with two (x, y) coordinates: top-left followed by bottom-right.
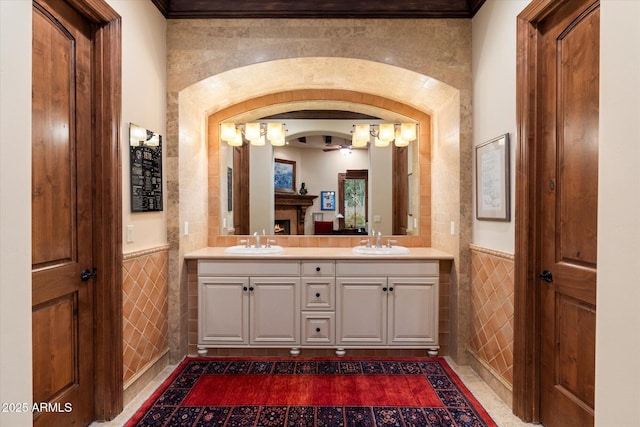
(274, 158), (296, 193)
(321, 191), (335, 211)
(475, 133), (510, 221)
(129, 123), (163, 212)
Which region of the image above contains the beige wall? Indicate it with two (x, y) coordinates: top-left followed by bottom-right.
(111, 0), (168, 254)
(0, 2), (32, 426)
(471, 0), (528, 254)
(596, 1), (640, 422)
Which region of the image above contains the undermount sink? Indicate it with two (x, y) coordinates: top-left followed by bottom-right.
(224, 245), (284, 255)
(352, 245), (411, 255)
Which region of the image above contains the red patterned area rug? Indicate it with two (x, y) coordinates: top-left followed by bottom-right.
(125, 357), (497, 426)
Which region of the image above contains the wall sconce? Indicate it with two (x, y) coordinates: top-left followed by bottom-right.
(351, 122), (417, 147)
(220, 122), (286, 147)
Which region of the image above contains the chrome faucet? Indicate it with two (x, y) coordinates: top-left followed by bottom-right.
(375, 231), (382, 248)
(253, 231), (262, 248)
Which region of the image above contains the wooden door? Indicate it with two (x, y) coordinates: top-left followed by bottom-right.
(392, 145), (408, 235)
(32, 0), (95, 425)
(537, 1), (599, 425)
(233, 143), (250, 235)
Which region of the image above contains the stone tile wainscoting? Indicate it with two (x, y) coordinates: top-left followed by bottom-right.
(122, 246), (170, 405)
(469, 244), (514, 407)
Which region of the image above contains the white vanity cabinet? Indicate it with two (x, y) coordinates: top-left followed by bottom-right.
(336, 260), (439, 355)
(197, 260), (300, 354)
(191, 249), (446, 357)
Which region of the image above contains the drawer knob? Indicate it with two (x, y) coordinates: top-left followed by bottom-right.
(316, 327), (321, 333)
(315, 292), (321, 298)
(316, 266), (321, 272)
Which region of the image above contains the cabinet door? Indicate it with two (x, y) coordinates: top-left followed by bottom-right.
(250, 277), (300, 345)
(199, 277), (249, 345)
(336, 277), (387, 345)
(387, 277), (439, 345)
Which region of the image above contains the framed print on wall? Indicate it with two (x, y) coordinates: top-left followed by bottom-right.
(476, 133), (510, 221)
(129, 123), (163, 212)
(321, 191), (335, 211)
(274, 158), (296, 193)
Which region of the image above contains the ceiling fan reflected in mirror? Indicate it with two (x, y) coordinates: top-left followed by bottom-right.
(321, 135), (357, 153)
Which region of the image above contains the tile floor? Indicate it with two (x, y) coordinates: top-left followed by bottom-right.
(91, 357), (536, 427)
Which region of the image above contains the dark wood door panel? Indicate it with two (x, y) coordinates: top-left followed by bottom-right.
(32, 0), (95, 425)
(537, 1), (599, 426)
(32, 294), (78, 404)
(32, 5), (76, 269)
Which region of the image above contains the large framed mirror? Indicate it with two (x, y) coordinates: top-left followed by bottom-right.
(218, 112), (420, 237)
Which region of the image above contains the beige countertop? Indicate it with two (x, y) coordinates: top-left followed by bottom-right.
(184, 246), (454, 260)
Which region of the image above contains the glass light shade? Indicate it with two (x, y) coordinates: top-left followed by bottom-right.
(266, 123), (283, 142)
(394, 128), (409, 147)
(250, 135), (266, 146)
(400, 123), (417, 141)
(270, 135), (285, 146)
(351, 124), (370, 147)
(220, 122), (237, 142)
(227, 129), (243, 146)
(374, 137), (389, 147)
(378, 123), (395, 143)
(244, 122), (261, 141)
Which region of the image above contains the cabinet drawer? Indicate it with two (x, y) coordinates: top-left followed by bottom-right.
(302, 312), (335, 345)
(199, 260), (300, 276)
(336, 260), (438, 276)
(302, 278), (335, 310)
(302, 261), (335, 276)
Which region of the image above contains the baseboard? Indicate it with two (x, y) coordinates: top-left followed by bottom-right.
(467, 349), (513, 409)
(123, 349), (170, 407)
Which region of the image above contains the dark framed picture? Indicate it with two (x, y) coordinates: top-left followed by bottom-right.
(274, 158), (296, 193)
(129, 123), (163, 212)
(321, 191), (335, 211)
(475, 133), (510, 221)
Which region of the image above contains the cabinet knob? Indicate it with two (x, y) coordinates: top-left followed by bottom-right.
(389, 287), (394, 292)
(382, 287), (388, 292)
(316, 327), (321, 333)
(243, 286), (248, 291)
(315, 292), (321, 298)
(249, 286), (254, 291)
(315, 266), (321, 272)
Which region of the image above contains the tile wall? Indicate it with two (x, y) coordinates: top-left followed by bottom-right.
(122, 246), (170, 388)
(468, 244), (514, 405)
(166, 18), (473, 363)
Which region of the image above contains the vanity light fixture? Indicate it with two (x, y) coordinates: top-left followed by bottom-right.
(351, 122), (417, 148)
(220, 122), (286, 147)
